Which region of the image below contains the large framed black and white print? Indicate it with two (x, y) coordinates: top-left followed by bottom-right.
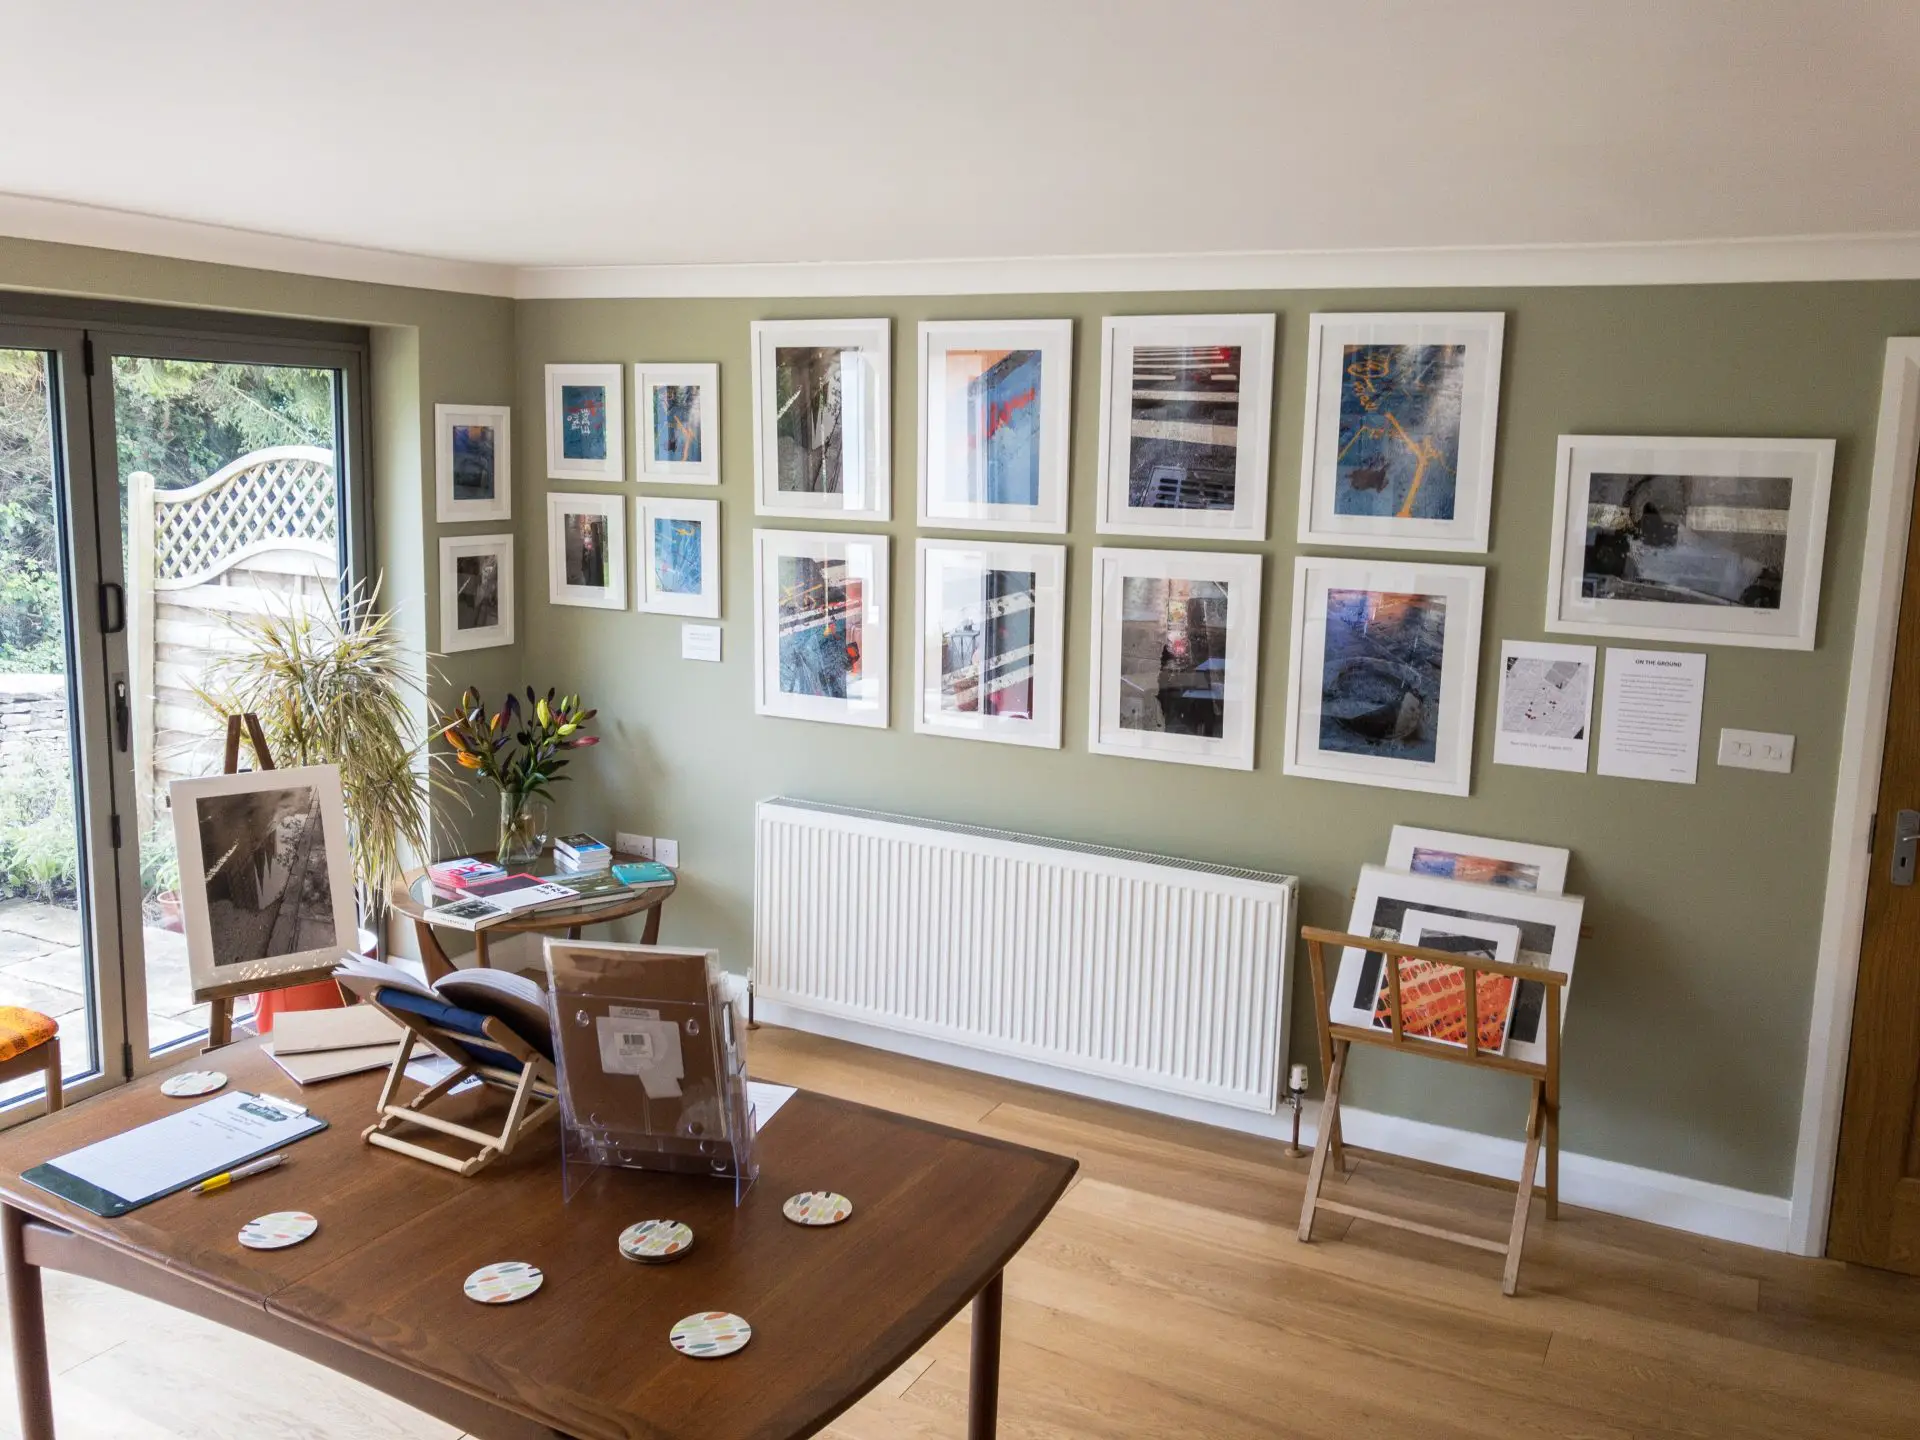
(1546, 435), (1834, 650)
(1094, 314), (1276, 540)
(170, 765), (358, 1002)
(1329, 865), (1584, 1067)
(1088, 547), (1262, 770)
(751, 319), (891, 521)
(1284, 556), (1485, 796)
(914, 538), (1066, 749)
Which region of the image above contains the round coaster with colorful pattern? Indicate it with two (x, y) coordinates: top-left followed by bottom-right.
(238, 1211), (316, 1250)
(463, 1261), (543, 1305)
(619, 1219), (694, 1264)
(161, 1070), (226, 1098)
(670, 1311), (752, 1358)
(782, 1191), (853, 1227)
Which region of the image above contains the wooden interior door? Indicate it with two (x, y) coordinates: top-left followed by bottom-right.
(1832, 458), (1920, 1272)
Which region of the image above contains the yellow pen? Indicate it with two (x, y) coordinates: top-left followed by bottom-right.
(190, 1152), (287, 1195)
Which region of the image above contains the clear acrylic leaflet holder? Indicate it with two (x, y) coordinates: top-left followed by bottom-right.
(542, 938), (758, 1205)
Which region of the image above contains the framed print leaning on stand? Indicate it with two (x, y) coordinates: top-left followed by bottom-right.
(753, 529), (890, 727)
(751, 319), (891, 521)
(914, 537), (1065, 749)
(917, 319), (1072, 534)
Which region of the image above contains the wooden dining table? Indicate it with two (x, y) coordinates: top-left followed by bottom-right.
(0, 1040), (1076, 1439)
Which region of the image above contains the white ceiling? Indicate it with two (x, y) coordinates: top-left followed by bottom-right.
(1, 1), (1917, 288)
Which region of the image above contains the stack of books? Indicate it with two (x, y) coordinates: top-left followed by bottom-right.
(553, 833), (612, 875)
(427, 856), (507, 898)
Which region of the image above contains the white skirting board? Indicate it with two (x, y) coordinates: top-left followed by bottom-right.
(742, 988), (1792, 1254)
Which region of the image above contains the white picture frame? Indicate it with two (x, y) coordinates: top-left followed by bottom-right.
(1545, 434), (1835, 650)
(751, 319), (891, 521)
(1088, 546), (1263, 770)
(1297, 311), (1504, 553)
(1095, 313), (1276, 540)
(634, 362), (720, 483)
(1384, 825), (1571, 895)
(917, 319), (1072, 534)
(636, 495), (721, 618)
(547, 491), (627, 609)
(753, 529), (890, 727)
(1330, 865), (1585, 1068)
(914, 538), (1066, 749)
(434, 403), (511, 523)
(1284, 555), (1485, 796)
(170, 764), (359, 1003)
(544, 363), (624, 482)
(438, 533), (514, 653)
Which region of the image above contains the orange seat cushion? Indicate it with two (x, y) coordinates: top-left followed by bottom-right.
(0, 1007), (57, 1064)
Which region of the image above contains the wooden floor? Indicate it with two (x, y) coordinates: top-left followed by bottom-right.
(4, 1026), (1920, 1438)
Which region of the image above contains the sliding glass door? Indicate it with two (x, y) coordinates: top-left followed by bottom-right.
(0, 302), (367, 1121)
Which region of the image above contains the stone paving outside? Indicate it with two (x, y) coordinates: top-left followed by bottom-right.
(0, 898), (223, 1103)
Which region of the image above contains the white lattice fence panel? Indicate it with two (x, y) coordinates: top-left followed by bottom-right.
(152, 445), (338, 589)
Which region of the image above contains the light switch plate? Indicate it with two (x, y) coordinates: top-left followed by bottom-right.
(1717, 728), (1794, 774)
(654, 838), (680, 868)
(616, 832), (653, 859)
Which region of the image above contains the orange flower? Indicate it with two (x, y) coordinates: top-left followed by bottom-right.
(454, 750), (484, 770)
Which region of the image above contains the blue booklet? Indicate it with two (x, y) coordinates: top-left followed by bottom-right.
(611, 860), (675, 886)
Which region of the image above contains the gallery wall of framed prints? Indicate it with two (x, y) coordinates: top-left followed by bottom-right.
(917, 319), (1073, 534)
(750, 319), (892, 521)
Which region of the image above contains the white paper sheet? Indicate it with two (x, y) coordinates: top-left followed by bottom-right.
(48, 1092), (321, 1204)
(1597, 648), (1706, 783)
(747, 1081), (796, 1129)
(1494, 639), (1596, 773)
(681, 623), (722, 662)
(403, 1054), (481, 1095)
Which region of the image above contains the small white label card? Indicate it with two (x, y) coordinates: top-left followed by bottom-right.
(1597, 648), (1706, 784)
(1494, 639), (1597, 773)
(681, 624), (722, 662)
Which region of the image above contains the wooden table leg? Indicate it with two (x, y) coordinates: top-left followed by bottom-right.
(473, 931), (492, 971)
(3, 1204), (54, 1440)
(412, 918), (456, 985)
(641, 898), (664, 946)
(968, 1270), (1003, 1440)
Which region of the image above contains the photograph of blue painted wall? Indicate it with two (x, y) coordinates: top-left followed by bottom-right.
(653, 516), (704, 595)
(561, 384), (608, 461)
(1334, 344), (1466, 521)
(941, 348), (1042, 506)
(653, 384), (703, 465)
(1319, 588), (1447, 764)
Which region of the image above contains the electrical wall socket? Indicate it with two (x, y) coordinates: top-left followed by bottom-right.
(1717, 728), (1795, 774)
(616, 832), (653, 859)
(654, 838), (680, 868)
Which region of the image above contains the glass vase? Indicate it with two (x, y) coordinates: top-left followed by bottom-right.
(497, 791), (549, 867)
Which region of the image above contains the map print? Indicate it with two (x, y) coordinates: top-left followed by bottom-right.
(1334, 343), (1466, 521)
(1500, 654), (1590, 742)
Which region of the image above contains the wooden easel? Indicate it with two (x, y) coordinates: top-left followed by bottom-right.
(1295, 925), (1567, 1296)
(198, 713), (347, 1051)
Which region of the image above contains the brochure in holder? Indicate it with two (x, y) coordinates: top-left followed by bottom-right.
(542, 939), (758, 1205)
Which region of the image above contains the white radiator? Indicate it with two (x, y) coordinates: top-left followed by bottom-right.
(753, 799), (1296, 1113)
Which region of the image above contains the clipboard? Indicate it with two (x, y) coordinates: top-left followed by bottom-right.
(22, 1091), (328, 1217)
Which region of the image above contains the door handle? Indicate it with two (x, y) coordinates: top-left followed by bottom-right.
(1892, 810), (1920, 887)
(98, 581), (125, 635)
(113, 678), (130, 753)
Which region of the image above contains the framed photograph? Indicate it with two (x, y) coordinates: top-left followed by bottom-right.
(1087, 547), (1263, 770)
(438, 534), (514, 653)
(635, 362), (719, 483)
(547, 491), (627, 609)
(1094, 313), (1276, 540)
(637, 495), (720, 618)
(170, 764), (358, 1002)
(544, 363), (624, 482)
(1329, 865), (1585, 1068)
(1384, 825), (1570, 895)
(1384, 911), (1523, 1053)
(917, 319), (1072, 534)
(1297, 312), (1504, 552)
(1545, 435), (1835, 650)
(753, 529), (890, 727)
(1284, 556), (1485, 796)
(914, 538), (1065, 749)
(434, 403), (511, 522)
(750, 319), (890, 521)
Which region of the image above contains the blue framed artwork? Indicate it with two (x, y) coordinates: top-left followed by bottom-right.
(636, 362), (721, 482)
(638, 496), (720, 618)
(753, 529), (890, 727)
(918, 320), (1072, 534)
(545, 363), (624, 482)
(1299, 312), (1505, 553)
(434, 404), (511, 522)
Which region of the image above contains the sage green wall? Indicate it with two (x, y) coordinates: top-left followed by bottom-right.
(515, 283), (1920, 1199)
(0, 235), (517, 862)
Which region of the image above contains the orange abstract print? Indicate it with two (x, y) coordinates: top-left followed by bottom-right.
(1371, 957), (1515, 1050)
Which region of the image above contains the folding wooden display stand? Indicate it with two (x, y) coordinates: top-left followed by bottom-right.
(362, 1006), (559, 1177)
(199, 713), (347, 1051)
(1295, 925), (1567, 1296)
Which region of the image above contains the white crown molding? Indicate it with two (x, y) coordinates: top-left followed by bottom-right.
(0, 193), (515, 298)
(515, 232), (1920, 300)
